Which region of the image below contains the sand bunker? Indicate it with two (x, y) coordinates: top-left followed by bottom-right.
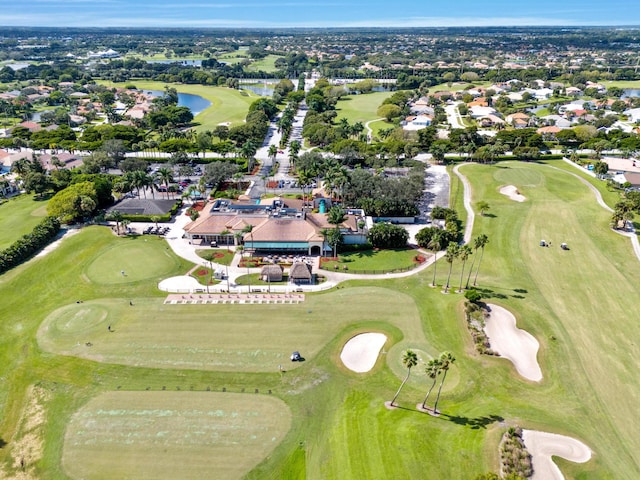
(522, 430), (592, 480)
(484, 304), (542, 381)
(500, 185), (526, 202)
(340, 333), (387, 373)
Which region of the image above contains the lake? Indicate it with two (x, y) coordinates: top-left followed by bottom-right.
(148, 59), (202, 67)
(144, 90), (211, 116)
(622, 89), (640, 99)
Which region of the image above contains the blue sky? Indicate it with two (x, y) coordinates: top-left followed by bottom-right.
(2, 0), (640, 27)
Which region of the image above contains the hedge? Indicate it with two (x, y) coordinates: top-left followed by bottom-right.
(0, 216), (61, 273)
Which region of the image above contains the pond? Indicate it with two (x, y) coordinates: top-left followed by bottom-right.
(148, 59), (202, 67)
(622, 89), (640, 99)
(143, 90), (211, 116)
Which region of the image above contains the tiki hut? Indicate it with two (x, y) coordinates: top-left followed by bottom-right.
(261, 264), (283, 282)
(289, 262), (313, 284)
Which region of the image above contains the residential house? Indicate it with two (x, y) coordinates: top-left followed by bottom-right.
(505, 112), (530, 128)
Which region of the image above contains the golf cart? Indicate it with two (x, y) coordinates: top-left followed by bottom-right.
(290, 351), (302, 362)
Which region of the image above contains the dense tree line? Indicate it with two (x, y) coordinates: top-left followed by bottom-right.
(0, 216), (60, 274)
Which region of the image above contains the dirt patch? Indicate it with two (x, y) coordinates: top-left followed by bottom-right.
(4, 385), (51, 479)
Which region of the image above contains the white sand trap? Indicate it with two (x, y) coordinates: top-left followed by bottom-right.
(35, 228), (81, 258)
(158, 275), (203, 292)
(340, 333), (387, 373)
(523, 430), (592, 480)
(500, 185), (526, 202)
(484, 304), (542, 381)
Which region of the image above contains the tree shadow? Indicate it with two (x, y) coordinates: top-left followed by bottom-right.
(475, 287), (508, 300)
(0, 438), (6, 448)
(482, 213), (497, 218)
(513, 288), (528, 294)
(511, 295), (525, 299)
(442, 413), (504, 430)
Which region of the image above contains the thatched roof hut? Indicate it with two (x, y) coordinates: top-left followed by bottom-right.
(289, 262), (313, 284)
(261, 264), (283, 282)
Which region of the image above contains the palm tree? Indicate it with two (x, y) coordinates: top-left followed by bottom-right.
(428, 230), (443, 287)
(298, 169), (313, 207)
(268, 144), (278, 162)
(108, 210), (123, 235)
(472, 234), (489, 287)
(457, 245), (472, 292)
(421, 358), (442, 410)
(476, 201), (490, 217)
(443, 242), (459, 293)
(242, 224), (254, 292)
(390, 350), (418, 407)
(150, 215), (161, 230)
(156, 167), (173, 199)
(433, 352), (456, 414)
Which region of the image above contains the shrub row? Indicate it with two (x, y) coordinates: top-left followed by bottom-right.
(464, 300), (497, 356)
(500, 426), (533, 479)
(0, 216), (61, 274)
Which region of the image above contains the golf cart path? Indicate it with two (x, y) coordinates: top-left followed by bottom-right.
(453, 163), (475, 244)
(364, 118), (384, 139)
(554, 160), (640, 262)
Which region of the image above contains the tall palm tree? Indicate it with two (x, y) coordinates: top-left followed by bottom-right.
(428, 230), (443, 287)
(433, 352), (456, 414)
(457, 245), (472, 292)
(268, 144), (278, 162)
(390, 350), (418, 407)
(421, 358), (442, 410)
(156, 167), (173, 200)
(107, 210), (123, 235)
(242, 224), (254, 292)
(473, 234), (489, 287)
(444, 242), (459, 293)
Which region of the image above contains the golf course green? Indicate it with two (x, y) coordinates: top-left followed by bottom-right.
(1, 160), (640, 478)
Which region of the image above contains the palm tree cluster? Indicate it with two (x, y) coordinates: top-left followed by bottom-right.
(391, 350), (456, 414)
(424, 233), (489, 292)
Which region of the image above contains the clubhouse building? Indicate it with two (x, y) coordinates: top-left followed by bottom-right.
(183, 197), (366, 256)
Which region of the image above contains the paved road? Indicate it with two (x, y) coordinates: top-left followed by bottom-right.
(444, 102), (466, 129)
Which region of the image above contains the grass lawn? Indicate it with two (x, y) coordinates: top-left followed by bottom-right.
(367, 119), (392, 139)
(62, 391), (291, 480)
(195, 248), (235, 265)
(99, 80), (255, 131)
(334, 91), (394, 125)
(320, 248), (423, 273)
(602, 80), (640, 89)
(4, 160), (640, 478)
(0, 194), (50, 250)
(430, 81), (490, 92)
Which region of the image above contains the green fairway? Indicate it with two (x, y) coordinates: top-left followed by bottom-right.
(85, 236), (182, 285)
(0, 194), (49, 249)
(62, 391), (291, 480)
(37, 287), (428, 372)
(334, 91), (394, 125)
(99, 80), (255, 131)
(458, 161), (640, 478)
